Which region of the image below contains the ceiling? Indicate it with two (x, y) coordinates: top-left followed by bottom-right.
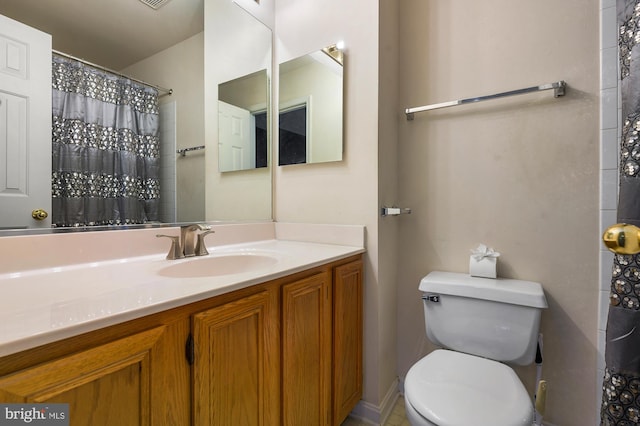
(0, 0), (204, 70)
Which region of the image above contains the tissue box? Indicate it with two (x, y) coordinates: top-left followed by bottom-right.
(469, 256), (497, 279)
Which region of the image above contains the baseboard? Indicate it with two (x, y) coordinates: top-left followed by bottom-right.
(398, 375), (405, 395)
(348, 377), (400, 425)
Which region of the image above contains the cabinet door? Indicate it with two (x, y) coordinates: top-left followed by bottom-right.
(0, 326), (166, 426)
(192, 290), (278, 426)
(333, 260), (363, 425)
(282, 271), (332, 426)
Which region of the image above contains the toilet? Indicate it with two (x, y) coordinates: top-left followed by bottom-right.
(403, 271), (548, 426)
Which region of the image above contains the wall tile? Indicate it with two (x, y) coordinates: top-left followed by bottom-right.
(601, 88), (619, 130)
(599, 3), (617, 423)
(600, 249), (614, 292)
(600, 169), (619, 210)
(601, 47), (618, 90)
(599, 290), (610, 331)
(598, 329), (606, 370)
(600, 209), (617, 236)
(601, 128), (618, 170)
(601, 6), (617, 50)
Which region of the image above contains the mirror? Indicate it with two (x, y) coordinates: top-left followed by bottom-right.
(218, 69), (269, 172)
(205, 0), (272, 221)
(278, 44), (344, 166)
(0, 0), (273, 234)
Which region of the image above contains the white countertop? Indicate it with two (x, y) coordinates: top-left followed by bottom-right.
(0, 223), (365, 357)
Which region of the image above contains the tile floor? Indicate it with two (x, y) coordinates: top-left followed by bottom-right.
(341, 396), (410, 426)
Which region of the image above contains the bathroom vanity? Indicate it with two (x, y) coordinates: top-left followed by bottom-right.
(0, 223), (364, 426)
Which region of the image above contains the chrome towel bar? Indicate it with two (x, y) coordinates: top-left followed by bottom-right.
(177, 145), (205, 157)
(405, 80), (566, 120)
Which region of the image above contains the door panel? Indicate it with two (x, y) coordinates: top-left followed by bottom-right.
(333, 260), (364, 425)
(0, 15), (51, 229)
(282, 272), (331, 426)
(193, 290), (277, 426)
(0, 327), (165, 426)
(218, 100), (253, 172)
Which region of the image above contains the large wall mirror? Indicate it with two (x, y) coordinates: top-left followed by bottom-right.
(0, 0), (273, 234)
(278, 44), (344, 166)
(205, 0), (272, 220)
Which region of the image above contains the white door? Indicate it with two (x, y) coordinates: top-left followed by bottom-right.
(218, 100), (253, 172)
(0, 14), (51, 229)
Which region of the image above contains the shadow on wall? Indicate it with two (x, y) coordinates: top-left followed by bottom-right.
(511, 291), (597, 425)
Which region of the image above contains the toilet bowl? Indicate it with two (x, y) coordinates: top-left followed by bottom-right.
(404, 271), (547, 426)
(404, 350), (533, 426)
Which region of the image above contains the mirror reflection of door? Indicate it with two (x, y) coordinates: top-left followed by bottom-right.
(0, 14), (52, 229)
(254, 110), (268, 168)
(218, 101), (253, 172)
(279, 103), (308, 165)
(278, 45), (343, 166)
(217, 69), (268, 173)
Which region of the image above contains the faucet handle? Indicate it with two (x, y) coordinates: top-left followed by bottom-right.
(156, 234), (184, 260)
(195, 230), (215, 256)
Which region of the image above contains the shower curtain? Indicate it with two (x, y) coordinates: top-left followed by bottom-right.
(601, 1), (640, 424)
(51, 55), (160, 227)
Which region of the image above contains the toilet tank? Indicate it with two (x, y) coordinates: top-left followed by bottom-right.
(420, 271), (548, 366)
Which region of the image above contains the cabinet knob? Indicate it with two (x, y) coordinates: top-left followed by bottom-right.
(31, 209), (48, 221)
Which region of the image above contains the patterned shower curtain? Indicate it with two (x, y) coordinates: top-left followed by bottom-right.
(601, 1), (640, 424)
(51, 55), (160, 227)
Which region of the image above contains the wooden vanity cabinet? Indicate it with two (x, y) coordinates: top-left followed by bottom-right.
(0, 319), (192, 426)
(192, 288), (280, 426)
(332, 259), (364, 425)
(0, 255), (363, 426)
(282, 270), (332, 426)
(279, 257), (363, 426)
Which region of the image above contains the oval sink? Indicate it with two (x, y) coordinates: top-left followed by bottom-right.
(158, 254), (278, 278)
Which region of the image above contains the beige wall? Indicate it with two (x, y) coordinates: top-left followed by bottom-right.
(123, 32), (206, 222)
(378, 0), (401, 419)
(274, 0), (399, 419)
(395, 1), (600, 425)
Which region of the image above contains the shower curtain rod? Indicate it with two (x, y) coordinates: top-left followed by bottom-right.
(405, 80), (566, 120)
(52, 49), (173, 96)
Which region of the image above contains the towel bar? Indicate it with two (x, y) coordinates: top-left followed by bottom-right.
(405, 81), (566, 120)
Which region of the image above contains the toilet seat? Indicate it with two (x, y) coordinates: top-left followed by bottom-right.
(404, 349), (533, 426)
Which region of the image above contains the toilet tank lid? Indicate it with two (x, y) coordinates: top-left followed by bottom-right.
(419, 271), (548, 308)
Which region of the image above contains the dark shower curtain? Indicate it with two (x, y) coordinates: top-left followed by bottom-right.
(601, 1), (640, 424)
(51, 54), (160, 227)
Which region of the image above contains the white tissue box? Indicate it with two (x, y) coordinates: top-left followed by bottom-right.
(469, 256), (497, 279)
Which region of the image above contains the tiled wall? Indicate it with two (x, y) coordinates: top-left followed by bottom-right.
(598, 0), (618, 421)
(159, 101), (177, 223)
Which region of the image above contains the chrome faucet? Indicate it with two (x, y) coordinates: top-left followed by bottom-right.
(157, 224), (214, 260)
(181, 224), (212, 257)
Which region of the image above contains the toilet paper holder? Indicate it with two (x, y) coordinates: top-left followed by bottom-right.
(381, 206), (412, 217)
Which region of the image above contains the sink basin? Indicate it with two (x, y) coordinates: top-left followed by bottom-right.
(158, 254), (278, 278)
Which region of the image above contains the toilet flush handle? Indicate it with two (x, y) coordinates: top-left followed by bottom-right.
(422, 294), (440, 303)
